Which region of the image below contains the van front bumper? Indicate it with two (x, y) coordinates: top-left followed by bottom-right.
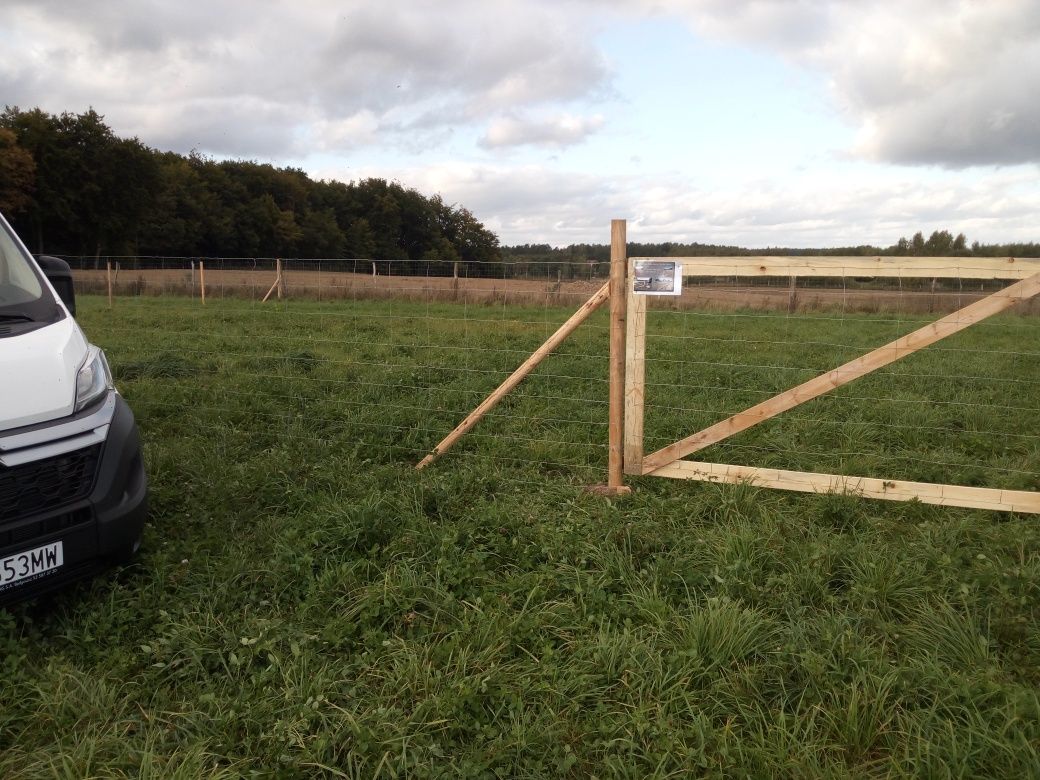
(0, 392), (148, 604)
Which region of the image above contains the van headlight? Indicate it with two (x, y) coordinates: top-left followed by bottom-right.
(75, 346), (113, 412)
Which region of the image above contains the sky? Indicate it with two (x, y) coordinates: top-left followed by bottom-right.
(2, 0), (1039, 248)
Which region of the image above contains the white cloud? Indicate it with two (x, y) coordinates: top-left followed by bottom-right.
(327, 160), (1040, 247)
(0, 0), (611, 157)
(309, 111), (382, 151)
(480, 114), (605, 149)
(6, 0), (1037, 168)
(3, 0), (1039, 248)
(644, 0), (1040, 167)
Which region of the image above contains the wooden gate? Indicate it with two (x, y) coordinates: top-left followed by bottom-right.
(620, 241), (1040, 514)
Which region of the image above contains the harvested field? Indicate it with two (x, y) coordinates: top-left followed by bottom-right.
(72, 267), (606, 308)
(70, 267), (1040, 314)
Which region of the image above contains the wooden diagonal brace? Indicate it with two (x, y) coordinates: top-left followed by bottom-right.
(416, 281), (611, 470)
(642, 272), (1040, 474)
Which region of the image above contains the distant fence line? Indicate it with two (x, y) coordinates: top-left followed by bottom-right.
(58, 255), (1040, 315)
(51, 255), (612, 280)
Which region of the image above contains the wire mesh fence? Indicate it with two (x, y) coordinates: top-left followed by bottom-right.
(641, 303), (1040, 480)
(62, 252), (1040, 506)
(62, 253), (1039, 313)
(627, 258), (1040, 509)
(64, 257), (615, 485)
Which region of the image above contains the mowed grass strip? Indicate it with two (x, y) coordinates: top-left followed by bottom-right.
(1, 295), (1038, 778)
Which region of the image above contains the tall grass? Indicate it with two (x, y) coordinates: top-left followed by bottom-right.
(1, 294), (1037, 777)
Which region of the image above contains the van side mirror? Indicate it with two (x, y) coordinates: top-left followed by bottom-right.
(36, 255), (76, 317)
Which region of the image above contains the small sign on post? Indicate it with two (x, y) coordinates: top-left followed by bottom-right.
(633, 260), (682, 296)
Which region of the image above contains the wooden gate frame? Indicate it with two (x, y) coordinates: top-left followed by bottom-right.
(619, 237), (1040, 514)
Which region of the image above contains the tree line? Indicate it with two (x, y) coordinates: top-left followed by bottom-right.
(0, 107), (500, 276)
(501, 231), (1040, 280)
(2, 107), (1035, 282)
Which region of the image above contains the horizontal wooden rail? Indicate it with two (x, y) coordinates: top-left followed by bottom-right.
(651, 460), (1040, 514)
(631, 256), (1040, 280)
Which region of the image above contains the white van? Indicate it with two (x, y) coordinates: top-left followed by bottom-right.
(0, 211), (147, 603)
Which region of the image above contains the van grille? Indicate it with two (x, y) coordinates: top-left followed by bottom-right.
(0, 507), (93, 551)
(0, 445), (102, 523)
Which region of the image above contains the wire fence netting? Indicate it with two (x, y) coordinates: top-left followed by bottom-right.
(65, 255), (1040, 496)
(637, 270), (1040, 495)
(67, 257), (614, 484)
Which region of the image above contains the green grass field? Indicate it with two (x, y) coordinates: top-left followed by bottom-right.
(2, 294), (1039, 778)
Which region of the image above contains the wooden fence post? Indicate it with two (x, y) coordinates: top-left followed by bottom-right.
(603, 219), (631, 494)
(106, 260), (113, 308)
(262, 259), (284, 303)
(199, 260), (206, 305)
(624, 259), (646, 475)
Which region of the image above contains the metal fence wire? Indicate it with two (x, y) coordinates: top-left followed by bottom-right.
(63, 248), (1040, 509)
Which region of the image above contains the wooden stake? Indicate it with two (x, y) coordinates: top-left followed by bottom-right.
(624, 262), (647, 475)
(416, 281), (611, 470)
(106, 260), (113, 308)
(606, 219), (629, 493)
(199, 260), (206, 305)
(261, 278), (279, 302)
(262, 259), (285, 302)
(653, 460), (1040, 515)
(642, 272), (1040, 473)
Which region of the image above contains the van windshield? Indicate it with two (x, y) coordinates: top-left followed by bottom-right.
(0, 215), (61, 324)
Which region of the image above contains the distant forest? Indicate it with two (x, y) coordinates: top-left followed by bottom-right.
(0, 107), (500, 275)
(1, 107), (1037, 281)
(502, 231), (1040, 279)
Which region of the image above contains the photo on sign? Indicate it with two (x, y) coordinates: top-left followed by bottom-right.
(633, 260), (682, 296)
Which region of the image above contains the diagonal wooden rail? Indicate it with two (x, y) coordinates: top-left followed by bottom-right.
(641, 272), (1040, 474)
(416, 281), (611, 470)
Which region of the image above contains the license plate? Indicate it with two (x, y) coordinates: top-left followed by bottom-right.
(0, 541), (64, 590)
